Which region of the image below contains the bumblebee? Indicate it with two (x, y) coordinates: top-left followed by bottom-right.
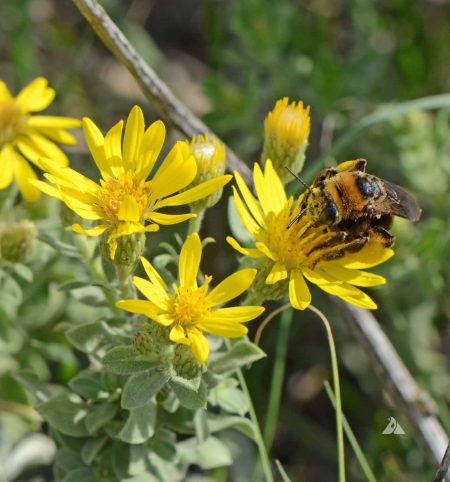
(288, 158), (421, 249)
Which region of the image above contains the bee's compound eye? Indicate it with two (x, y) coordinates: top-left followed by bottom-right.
(319, 199), (339, 224)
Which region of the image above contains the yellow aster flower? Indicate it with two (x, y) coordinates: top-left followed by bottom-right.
(32, 105), (232, 259)
(117, 233), (265, 363)
(262, 97), (311, 183)
(0, 77), (81, 201)
(227, 160), (394, 310)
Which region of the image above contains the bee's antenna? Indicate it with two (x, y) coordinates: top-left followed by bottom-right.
(285, 167), (311, 192)
(287, 207), (311, 229)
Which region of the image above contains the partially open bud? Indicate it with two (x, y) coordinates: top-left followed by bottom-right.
(172, 344), (202, 380)
(187, 133), (227, 211)
(0, 219), (38, 264)
(262, 97), (310, 183)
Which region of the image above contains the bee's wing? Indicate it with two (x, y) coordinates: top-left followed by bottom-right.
(336, 159), (367, 173)
(382, 180), (422, 221)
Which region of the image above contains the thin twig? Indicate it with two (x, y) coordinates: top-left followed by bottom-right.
(332, 298), (450, 481)
(433, 441), (450, 482)
(72, 0), (252, 184)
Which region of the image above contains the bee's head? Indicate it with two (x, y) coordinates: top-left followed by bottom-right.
(318, 197), (340, 225)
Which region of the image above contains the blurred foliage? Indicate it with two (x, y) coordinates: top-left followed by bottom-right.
(0, 0), (449, 481)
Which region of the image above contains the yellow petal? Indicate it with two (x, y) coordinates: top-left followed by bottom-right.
(136, 120), (166, 179)
(72, 223), (108, 237)
(253, 160), (286, 216)
(118, 195), (141, 222)
(116, 299), (159, 319)
(139, 256), (168, 293)
(0, 146), (16, 189)
(146, 212), (196, 225)
(122, 105), (144, 170)
(29, 179), (63, 200)
(186, 328), (209, 363)
(104, 120), (124, 177)
(82, 117), (109, 175)
(16, 133), (68, 166)
(318, 264), (386, 287)
(266, 261), (288, 285)
(179, 233), (201, 288)
(27, 116), (81, 129)
(16, 77), (55, 112)
(205, 268), (257, 307)
(158, 314), (177, 326)
(150, 146), (196, 201)
(255, 241), (277, 260)
(198, 318), (248, 338)
(202, 306), (265, 324)
(35, 127), (77, 146)
(234, 170), (265, 227)
(153, 175), (232, 209)
(133, 276), (171, 311)
(170, 324), (188, 343)
(13, 155), (40, 202)
(289, 270), (311, 310)
(232, 187), (260, 237)
(226, 236), (264, 258)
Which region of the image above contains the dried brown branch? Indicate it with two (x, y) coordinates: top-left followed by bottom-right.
(72, 0), (252, 184)
(434, 441), (450, 482)
(332, 298), (449, 479)
(72, 0), (449, 476)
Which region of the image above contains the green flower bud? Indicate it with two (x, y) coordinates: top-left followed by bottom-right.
(0, 219), (38, 264)
(172, 344), (202, 380)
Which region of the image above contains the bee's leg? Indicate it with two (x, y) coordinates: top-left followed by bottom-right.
(371, 227), (395, 247)
(373, 214), (394, 230)
(343, 235), (369, 253)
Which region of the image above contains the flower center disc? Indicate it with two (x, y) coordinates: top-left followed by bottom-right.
(173, 286), (208, 327)
(0, 101), (27, 146)
(98, 173), (150, 221)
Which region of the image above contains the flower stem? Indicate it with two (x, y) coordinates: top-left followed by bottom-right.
(187, 209), (205, 234)
(263, 308), (293, 451)
(308, 305), (346, 482)
(254, 303), (291, 346)
(115, 263), (136, 299)
(225, 340), (274, 482)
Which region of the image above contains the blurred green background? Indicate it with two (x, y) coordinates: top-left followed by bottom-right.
(0, 0), (449, 481)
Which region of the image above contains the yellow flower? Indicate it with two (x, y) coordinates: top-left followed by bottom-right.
(227, 160), (394, 310)
(117, 233), (265, 363)
(0, 77), (81, 201)
(32, 106), (232, 259)
(262, 97), (310, 183)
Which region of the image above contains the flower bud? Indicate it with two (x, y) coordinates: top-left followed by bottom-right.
(0, 220), (38, 264)
(262, 97), (310, 183)
(188, 133), (227, 211)
(172, 344), (202, 379)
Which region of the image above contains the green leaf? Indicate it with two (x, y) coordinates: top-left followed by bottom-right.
(148, 428), (177, 461)
(121, 368), (171, 409)
(54, 448), (85, 476)
(11, 263), (33, 282)
(194, 408), (209, 444)
(102, 346), (158, 375)
(178, 436), (232, 469)
(209, 339), (266, 374)
(39, 233), (80, 258)
(169, 376), (207, 410)
(37, 395), (89, 437)
(206, 413), (255, 440)
(61, 468), (97, 482)
(81, 436), (108, 465)
(118, 402), (157, 444)
(68, 370), (103, 400)
(85, 400), (118, 434)
(66, 321), (109, 353)
(209, 379), (248, 416)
